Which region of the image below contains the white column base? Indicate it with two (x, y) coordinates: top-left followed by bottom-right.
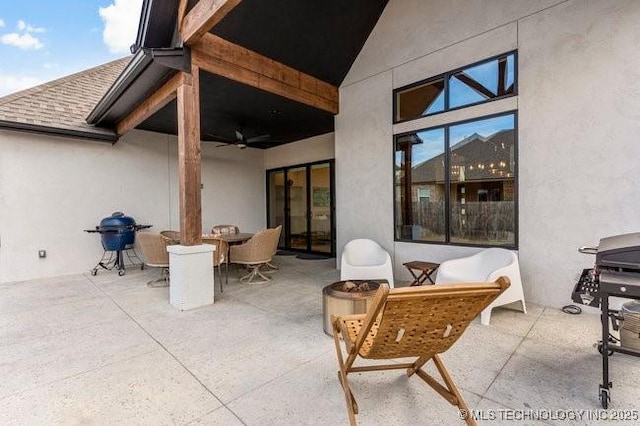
(167, 244), (215, 311)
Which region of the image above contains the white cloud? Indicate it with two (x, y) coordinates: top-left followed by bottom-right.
(0, 18), (5, 28)
(1, 32), (44, 50)
(17, 19), (45, 33)
(0, 73), (43, 96)
(99, 0), (143, 54)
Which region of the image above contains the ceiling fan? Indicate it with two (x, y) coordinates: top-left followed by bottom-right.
(207, 128), (272, 149)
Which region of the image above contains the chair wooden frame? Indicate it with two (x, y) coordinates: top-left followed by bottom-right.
(331, 277), (510, 425)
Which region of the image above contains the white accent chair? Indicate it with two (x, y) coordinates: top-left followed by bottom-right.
(340, 239), (394, 287)
(435, 248), (526, 325)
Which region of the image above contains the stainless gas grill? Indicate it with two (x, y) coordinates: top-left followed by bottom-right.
(573, 232), (640, 408)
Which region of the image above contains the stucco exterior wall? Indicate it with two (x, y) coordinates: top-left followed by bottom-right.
(0, 129), (265, 283)
(335, 0), (640, 307)
(263, 132), (334, 170)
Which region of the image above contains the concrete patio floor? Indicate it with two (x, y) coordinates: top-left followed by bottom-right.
(1, 255), (639, 425)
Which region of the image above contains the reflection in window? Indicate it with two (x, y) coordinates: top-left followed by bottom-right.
(395, 78), (445, 121)
(450, 53), (515, 109)
(449, 115), (516, 245)
(395, 129), (445, 241)
(394, 113), (516, 246)
(393, 52), (516, 123)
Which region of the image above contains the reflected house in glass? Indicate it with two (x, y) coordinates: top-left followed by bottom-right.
(399, 127), (516, 246)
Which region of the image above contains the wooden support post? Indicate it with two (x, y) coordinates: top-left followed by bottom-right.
(176, 67), (202, 245)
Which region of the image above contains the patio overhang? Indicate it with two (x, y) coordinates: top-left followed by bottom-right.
(88, 0), (388, 250)
(90, 0), (388, 146)
(87, 47), (189, 127)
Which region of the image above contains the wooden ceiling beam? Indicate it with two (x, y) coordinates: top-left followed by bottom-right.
(181, 0), (243, 45)
(192, 33), (338, 114)
(177, 0), (189, 31)
(116, 72), (186, 137)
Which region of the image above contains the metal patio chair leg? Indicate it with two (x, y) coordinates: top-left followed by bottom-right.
(240, 264), (272, 283)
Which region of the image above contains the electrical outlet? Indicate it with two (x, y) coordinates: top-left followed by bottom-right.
(38, 250), (47, 258)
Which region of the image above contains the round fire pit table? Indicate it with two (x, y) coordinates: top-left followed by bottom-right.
(322, 280), (384, 336)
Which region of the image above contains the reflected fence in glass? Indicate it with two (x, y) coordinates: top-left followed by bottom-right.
(396, 199), (514, 246)
(450, 200), (515, 245)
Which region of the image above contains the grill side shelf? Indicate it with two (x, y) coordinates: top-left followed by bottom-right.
(571, 268), (601, 307)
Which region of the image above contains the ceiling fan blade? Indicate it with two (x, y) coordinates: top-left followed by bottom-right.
(204, 133), (235, 143)
(246, 133), (271, 143)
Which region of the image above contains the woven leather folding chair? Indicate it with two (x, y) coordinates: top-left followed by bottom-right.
(331, 277), (510, 426)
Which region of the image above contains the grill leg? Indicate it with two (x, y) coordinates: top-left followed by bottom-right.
(117, 250), (125, 276)
(600, 295), (611, 409)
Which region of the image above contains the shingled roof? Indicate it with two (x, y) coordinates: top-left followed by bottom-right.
(0, 57), (131, 142)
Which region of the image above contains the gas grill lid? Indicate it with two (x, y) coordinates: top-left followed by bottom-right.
(597, 232), (640, 270)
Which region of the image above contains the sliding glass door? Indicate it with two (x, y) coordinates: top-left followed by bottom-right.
(267, 160), (335, 256)
(267, 170), (286, 247)
(288, 166), (308, 250)
(309, 163), (332, 253)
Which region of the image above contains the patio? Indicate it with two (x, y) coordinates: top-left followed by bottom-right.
(2, 255), (639, 425)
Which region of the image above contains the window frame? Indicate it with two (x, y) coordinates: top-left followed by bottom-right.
(392, 110), (519, 249)
(392, 51), (518, 124)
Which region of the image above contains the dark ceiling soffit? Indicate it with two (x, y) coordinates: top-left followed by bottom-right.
(86, 47), (188, 125)
(0, 120), (117, 143)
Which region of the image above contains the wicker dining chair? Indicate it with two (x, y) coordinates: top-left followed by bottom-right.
(211, 224), (239, 236)
(137, 232), (170, 288)
(229, 228), (279, 283)
(263, 224), (282, 273)
(202, 236), (229, 292)
(159, 230), (180, 245)
(331, 277), (511, 426)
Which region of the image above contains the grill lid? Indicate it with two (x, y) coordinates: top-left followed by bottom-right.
(99, 211), (136, 229)
(596, 232), (640, 271)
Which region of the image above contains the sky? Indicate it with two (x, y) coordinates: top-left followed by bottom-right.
(396, 114), (515, 167)
(0, 0), (143, 96)
(395, 54), (516, 167)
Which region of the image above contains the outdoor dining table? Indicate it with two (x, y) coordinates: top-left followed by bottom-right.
(217, 232), (253, 244)
(215, 233), (254, 267)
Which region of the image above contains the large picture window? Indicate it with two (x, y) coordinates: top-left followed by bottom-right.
(394, 52), (516, 123)
(394, 113), (517, 247)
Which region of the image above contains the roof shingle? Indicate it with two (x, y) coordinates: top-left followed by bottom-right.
(0, 57), (131, 140)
